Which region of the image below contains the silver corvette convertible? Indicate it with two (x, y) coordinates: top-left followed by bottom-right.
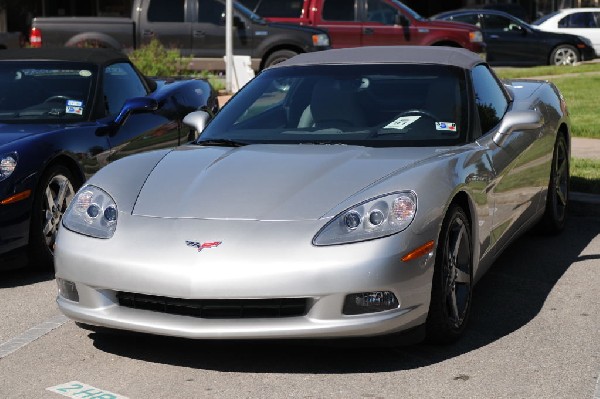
(54, 46), (570, 344)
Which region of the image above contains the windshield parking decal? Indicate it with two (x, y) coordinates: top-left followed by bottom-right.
(65, 100), (84, 115)
(383, 116), (420, 131)
(435, 122), (457, 132)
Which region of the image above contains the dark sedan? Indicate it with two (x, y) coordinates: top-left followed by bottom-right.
(0, 48), (218, 270)
(432, 9), (596, 65)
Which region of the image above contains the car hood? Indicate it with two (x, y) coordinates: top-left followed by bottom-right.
(132, 144), (444, 221)
(0, 123), (65, 146)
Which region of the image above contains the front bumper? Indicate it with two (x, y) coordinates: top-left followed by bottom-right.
(54, 215), (435, 340)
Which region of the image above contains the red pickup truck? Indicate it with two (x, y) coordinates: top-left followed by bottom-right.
(240, 0), (485, 54)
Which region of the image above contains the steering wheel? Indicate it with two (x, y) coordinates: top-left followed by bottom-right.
(397, 109), (440, 121)
(43, 95), (71, 103)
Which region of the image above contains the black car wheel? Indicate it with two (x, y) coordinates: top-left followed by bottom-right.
(426, 205), (473, 344)
(550, 45), (579, 65)
(264, 50), (298, 69)
(29, 165), (79, 270)
(539, 134), (569, 234)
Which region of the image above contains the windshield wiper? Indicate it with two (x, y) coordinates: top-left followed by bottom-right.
(196, 138), (248, 147)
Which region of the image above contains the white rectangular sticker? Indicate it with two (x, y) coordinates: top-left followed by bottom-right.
(383, 116), (420, 130)
(47, 381), (129, 399)
(67, 100), (83, 107)
(435, 122), (457, 132)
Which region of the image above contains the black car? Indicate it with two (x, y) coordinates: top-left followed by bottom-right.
(0, 48), (219, 270)
(432, 9), (596, 66)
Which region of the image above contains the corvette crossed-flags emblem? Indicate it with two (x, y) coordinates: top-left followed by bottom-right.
(185, 241), (222, 252)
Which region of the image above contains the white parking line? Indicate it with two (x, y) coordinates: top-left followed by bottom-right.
(0, 314), (68, 359)
(595, 372), (600, 399)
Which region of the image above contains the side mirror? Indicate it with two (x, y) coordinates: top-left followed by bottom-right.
(493, 110), (543, 146)
(183, 110), (211, 137)
(113, 97), (158, 125)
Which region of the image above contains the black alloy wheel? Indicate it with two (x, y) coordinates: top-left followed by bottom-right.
(540, 134), (569, 234)
(426, 205), (473, 344)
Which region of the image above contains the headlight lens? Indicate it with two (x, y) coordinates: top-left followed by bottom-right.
(0, 153), (18, 182)
(312, 33), (330, 47)
(62, 185), (118, 239)
(313, 191), (417, 246)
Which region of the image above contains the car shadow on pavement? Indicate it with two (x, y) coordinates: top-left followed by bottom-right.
(88, 215), (599, 373)
(0, 267), (54, 288)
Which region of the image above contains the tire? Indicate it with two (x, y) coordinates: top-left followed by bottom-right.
(539, 134), (569, 234)
(263, 50), (298, 69)
(425, 205), (473, 344)
(29, 165), (79, 270)
(550, 45), (579, 66)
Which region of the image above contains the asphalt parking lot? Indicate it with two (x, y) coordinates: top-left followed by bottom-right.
(1, 211), (599, 399)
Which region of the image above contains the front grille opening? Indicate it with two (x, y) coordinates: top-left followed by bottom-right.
(117, 292), (308, 319)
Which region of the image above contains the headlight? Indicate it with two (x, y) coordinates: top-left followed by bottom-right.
(62, 185), (118, 239)
(469, 31), (483, 43)
(312, 33), (330, 47)
(0, 152), (18, 182)
(313, 191), (417, 246)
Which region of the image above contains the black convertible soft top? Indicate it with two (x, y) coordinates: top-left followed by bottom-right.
(273, 46), (485, 70)
(0, 48), (130, 66)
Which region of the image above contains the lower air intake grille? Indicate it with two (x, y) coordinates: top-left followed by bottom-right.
(117, 292), (308, 318)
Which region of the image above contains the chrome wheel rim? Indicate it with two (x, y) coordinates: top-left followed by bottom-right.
(442, 216), (471, 329)
(553, 48), (577, 65)
(41, 174), (75, 252)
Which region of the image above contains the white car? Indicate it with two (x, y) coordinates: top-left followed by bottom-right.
(533, 8), (600, 54)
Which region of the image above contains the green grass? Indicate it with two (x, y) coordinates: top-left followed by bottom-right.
(494, 63), (600, 79)
(571, 158), (600, 194)
(495, 64), (600, 139)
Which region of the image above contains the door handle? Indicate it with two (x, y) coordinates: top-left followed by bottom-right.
(142, 30), (154, 37)
(363, 27), (374, 35)
(489, 34), (499, 39)
(193, 30), (206, 38)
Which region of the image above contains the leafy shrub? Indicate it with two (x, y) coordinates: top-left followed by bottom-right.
(128, 39), (226, 91)
(128, 39), (187, 76)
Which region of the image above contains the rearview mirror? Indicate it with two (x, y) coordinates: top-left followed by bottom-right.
(493, 110), (543, 146)
(113, 97), (158, 125)
(183, 110), (211, 136)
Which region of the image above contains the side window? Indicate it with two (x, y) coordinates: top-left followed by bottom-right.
(198, 0), (226, 24)
(103, 63), (148, 116)
(322, 0), (356, 22)
(448, 14), (480, 27)
(147, 0), (185, 22)
(256, 0), (304, 18)
(471, 65), (508, 134)
(558, 12), (596, 28)
(483, 14), (517, 31)
(366, 0), (398, 25)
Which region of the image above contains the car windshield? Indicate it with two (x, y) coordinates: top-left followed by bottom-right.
(200, 64), (468, 148)
(0, 61), (96, 123)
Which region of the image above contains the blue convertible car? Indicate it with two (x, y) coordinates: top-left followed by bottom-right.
(0, 48), (219, 270)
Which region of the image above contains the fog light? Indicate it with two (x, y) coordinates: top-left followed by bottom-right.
(342, 291), (399, 315)
(57, 278), (79, 302)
